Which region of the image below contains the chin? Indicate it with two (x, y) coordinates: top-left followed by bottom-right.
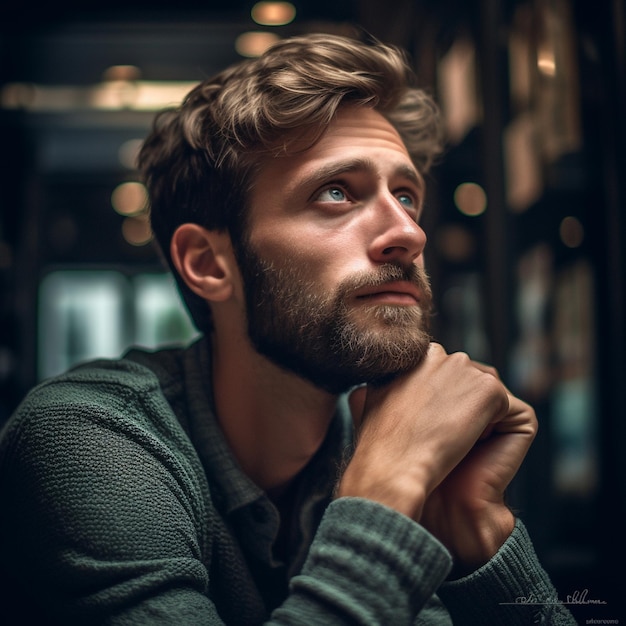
(351, 303), (427, 329)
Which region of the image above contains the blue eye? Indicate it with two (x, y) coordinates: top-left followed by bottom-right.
(317, 187), (347, 202)
(397, 193), (415, 208)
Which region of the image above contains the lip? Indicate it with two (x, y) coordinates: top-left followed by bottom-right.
(353, 281), (421, 304)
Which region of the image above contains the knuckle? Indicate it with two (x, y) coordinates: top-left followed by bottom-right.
(480, 374), (508, 409)
(428, 342), (447, 356)
(482, 364), (498, 377)
(478, 368), (501, 391)
(449, 350), (471, 365)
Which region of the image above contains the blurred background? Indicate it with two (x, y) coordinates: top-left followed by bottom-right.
(1, 0), (624, 620)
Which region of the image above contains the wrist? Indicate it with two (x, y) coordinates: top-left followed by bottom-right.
(447, 506), (515, 578)
(336, 456), (428, 521)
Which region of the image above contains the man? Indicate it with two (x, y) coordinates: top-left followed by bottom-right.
(0, 34), (574, 624)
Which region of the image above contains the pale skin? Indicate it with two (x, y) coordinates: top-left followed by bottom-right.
(170, 106), (538, 573)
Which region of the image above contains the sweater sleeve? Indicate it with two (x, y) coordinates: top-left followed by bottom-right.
(437, 518), (577, 625)
(0, 368), (226, 625)
(271, 497), (453, 625)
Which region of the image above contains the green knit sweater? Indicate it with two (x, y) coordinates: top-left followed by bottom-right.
(0, 339), (575, 625)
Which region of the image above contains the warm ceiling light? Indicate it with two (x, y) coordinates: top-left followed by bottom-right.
(235, 31), (280, 58)
(454, 182), (487, 216)
(111, 181), (148, 216)
(1, 80), (197, 112)
(537, 49), (556, 77)
(251, 2), (296, 26)
(102, 65), (142, 82)
(122, 214), (153, 246)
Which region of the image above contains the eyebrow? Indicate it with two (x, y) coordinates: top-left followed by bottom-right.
(300, 157), (424, 192)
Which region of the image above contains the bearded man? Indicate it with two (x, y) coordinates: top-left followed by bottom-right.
(0, 33), (575, 625)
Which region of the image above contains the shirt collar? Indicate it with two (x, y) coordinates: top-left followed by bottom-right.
(181, 337), (354, 566)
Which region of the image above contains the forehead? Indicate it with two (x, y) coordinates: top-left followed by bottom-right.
(251, 106), (419, 197)
(310, 106), (410, 151)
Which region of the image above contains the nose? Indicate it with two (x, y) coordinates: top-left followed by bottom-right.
(367, 193), (427, 266)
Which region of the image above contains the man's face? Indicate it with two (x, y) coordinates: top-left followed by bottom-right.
(237, 106), (433, 394)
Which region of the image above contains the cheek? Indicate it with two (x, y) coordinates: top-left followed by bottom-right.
(250, 219), (371, 288)
(249, 223), (319, 269)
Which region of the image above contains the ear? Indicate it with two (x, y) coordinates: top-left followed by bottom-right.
(170, 223), (236, 303)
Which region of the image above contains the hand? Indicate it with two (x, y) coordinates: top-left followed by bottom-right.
(339, 343), (537, 572)
(419, 360), (537, 575)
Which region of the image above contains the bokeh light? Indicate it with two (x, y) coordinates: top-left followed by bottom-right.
(122, 214), (153, 246)
(235, 32), (280, 57)
(559, 216), (584, 248)
(251, 2), (296, 26)
(453, 182), (488, 216)
(111, 181), (148, 216)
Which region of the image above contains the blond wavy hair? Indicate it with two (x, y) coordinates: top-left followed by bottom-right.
(138, 33), (444, 332)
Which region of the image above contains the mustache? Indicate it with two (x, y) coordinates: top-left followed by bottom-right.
(337, 263), (432, 300)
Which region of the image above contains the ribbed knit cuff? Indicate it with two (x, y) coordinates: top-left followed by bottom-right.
(438, 519), (577, 625)
(283, 497), (452, 624)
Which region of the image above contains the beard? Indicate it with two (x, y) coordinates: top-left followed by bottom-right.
(237, 244), (433, 394)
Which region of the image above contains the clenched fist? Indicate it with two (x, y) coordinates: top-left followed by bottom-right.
(338, 343), (538, 574)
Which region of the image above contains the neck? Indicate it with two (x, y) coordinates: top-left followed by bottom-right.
(210, 331), (339, 493)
